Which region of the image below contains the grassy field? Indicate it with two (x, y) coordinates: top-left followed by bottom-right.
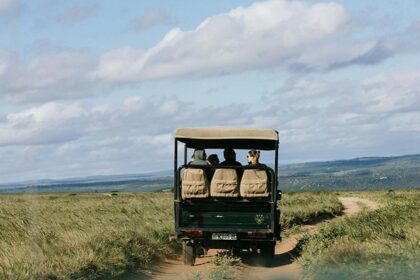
(279, 191), (343, 234)
(0, 191), (342, 279)
(298, 189), (420, 280)
(0, 193), (178, 279)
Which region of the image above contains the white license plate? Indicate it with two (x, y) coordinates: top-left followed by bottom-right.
(211, 233), (237, 240)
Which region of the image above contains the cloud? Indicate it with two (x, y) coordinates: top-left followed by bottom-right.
(0, 0), (412, 105)
(0, 50), (97, 103)
(0, 0), (19, 19)
(329, 71), (420, 115)
(0, 102), (86, 146)
(2, 68), (420, 181)
(274, 78), (330, 102)
(253, 69), (420, 162)
(53, 5), (97, 23)
(95, 0), (351, 82)
(93, 0), (403, 83)
(127, 9), (172, 31)
(0, 97), (247, 181)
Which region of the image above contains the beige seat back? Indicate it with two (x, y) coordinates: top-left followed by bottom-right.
(210, 169), (239, 197)
(181, 168), (209, 199)
(240, 169), (269, 197)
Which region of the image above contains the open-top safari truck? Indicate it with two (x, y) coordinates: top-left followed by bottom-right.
(173, 127), (281, 266)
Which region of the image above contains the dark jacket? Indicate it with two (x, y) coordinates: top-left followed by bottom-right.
(220, 159), (242, 166)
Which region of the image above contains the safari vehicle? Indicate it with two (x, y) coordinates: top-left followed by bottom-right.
(173, 127), (281, 266)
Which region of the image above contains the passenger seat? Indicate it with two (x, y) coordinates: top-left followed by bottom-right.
(210, 169), (239, 197)
(240, 169), (269, 197)
(181, 168), (209, 199)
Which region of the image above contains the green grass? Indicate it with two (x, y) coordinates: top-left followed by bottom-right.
(280, 191), (344, 235)
(298, 189), (420, 280)
(0, 191), (343, 279)
(0, 193), (178, 279)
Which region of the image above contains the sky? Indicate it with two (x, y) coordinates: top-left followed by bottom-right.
(1, 0), (420, 183)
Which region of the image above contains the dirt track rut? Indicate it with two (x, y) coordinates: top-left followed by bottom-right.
(146, 197), (381, 280)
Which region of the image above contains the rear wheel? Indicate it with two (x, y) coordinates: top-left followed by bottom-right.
(182, 241), (196, 266)
(232, 247), (242, 256)
(259, 241), (275, 267)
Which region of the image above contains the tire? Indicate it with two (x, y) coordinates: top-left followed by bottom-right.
(182, 241), (196, 266)
(259, 241), (275, 267)
(232, 247), (242, 256)
(196, 246), (206, 257)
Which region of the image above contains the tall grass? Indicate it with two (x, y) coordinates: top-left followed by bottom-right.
(0, 191), (343, 279)
(0, 193), (178, 279)
(280, 191), (343, 233)
(298, 189), (420, 280)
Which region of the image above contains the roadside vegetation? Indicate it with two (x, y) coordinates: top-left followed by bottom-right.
(0, 193), (177, 279)
(0, 191), (343, 279)
(280, 191), (343, 235)
(298, 189), (420, 280)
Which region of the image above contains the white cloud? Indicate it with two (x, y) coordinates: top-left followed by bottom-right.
(0, 1), (409, 104)
(1, 68), (420, 181)
(275, 78), (330, 102)
(0, 51), (97, 103)
(0, 0), (19, 18)
(94, 0), (353, 82)
(93, 0), (403, 83)
(0, 102), (86, 146)
(360, 71), (420, 114)
(152, 133), (171, 145)
(0, 97), (247, 181)
(264, 70), (420, 161)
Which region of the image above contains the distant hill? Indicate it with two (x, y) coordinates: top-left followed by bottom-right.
(280, 154), (420, 191)
(1, 154), (419, 193)
(0, 171), (173, 194)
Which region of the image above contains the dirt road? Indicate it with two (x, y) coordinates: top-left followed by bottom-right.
(147, 197), (380, 280)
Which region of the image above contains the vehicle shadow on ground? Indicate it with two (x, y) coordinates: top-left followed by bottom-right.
(239, 245), (300, 268)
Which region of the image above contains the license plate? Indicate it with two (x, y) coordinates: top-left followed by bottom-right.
(211, 233), (237, 240)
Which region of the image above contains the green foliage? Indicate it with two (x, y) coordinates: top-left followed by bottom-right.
(298, 189), (420, 280)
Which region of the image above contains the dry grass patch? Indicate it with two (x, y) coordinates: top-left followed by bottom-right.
(0, 193), (178, 279)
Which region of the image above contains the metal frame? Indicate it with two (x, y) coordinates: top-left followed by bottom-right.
(173, 131), (280, 242)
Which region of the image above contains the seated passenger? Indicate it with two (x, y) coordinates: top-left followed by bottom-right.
(220, 148), (242, 166)
(189, 149), (210, 166)
(241, 149), (269, 198)
(246, 149), (266, 167)
(207, 154), (220, 166)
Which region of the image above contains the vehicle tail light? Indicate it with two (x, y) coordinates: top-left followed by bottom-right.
(248, 231), (267, 237)
(183, 230), (203, 236)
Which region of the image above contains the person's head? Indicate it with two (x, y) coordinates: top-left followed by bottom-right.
(223, 148), (236, 161)
(247, 149), (260, 165)
(193, 149), (206, 161)
(207, 154), (220, 165)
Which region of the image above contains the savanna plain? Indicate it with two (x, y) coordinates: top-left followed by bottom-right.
(0, 190), (419, 280)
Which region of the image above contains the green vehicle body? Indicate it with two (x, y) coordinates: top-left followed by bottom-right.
(173, 127), (281, 266)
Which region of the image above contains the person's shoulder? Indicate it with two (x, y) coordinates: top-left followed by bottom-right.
(246, 163), (267, 168)
(189, 160), (210, 166)
(220, 160), (242, 166)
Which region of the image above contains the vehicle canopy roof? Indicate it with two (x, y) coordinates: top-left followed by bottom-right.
(175, 127), (279, 150)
